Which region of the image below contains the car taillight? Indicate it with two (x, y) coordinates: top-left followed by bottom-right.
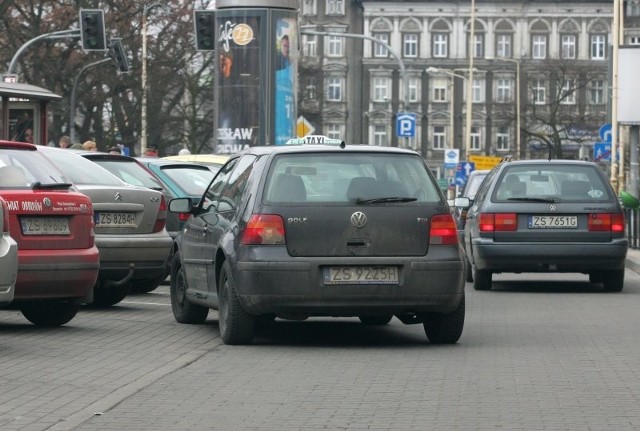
(588, 213), (625, 232)
(429, 214), (458, 245)
(1, 201), (9, 234)
(152, 195), (168, 233)
(178, 213), (191, 222)
(479, 213), (517, 232)
(240, 214), (285, 245)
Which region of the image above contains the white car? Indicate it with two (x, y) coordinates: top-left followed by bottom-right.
(0, 196), (17, 305)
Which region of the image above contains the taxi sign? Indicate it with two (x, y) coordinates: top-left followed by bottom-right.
(285, 135), (345, 146)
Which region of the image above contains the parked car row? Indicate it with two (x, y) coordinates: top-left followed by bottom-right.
(0, 141), (223, 325)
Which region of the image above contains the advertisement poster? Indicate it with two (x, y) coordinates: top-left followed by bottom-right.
(273, 15), (297, 145)
(216, 12), (263, 153)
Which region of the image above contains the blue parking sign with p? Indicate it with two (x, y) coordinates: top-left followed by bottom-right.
(396, 113), (416, 138)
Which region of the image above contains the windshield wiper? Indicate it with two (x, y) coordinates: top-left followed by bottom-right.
(507, 196), (557, 203)
(31, 181), (73, 190)
(354, 197), (418, 204)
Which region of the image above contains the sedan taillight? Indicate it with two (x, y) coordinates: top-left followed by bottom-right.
(240, 214), (285, 245)
(429, 214), (459, 245)
(479, 213), (517, 232)
(588, 213), (625, 232)
(1, 200), (9, 234)
(152, 195), (168, 233)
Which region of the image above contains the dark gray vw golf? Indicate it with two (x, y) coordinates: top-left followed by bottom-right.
(169, 138), (465, 345)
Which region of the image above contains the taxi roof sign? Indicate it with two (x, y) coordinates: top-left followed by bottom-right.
(285, 135), (345, 147)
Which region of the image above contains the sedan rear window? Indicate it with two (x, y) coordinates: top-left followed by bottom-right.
(493, 164), (613, 202)
(265, 153), (441, 204)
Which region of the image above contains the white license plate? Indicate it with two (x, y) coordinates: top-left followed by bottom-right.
(95, 212), (137, 227)
(21, 217), (70, 235)
(324, 266), (399, 285)
(528, 215), (577, 229)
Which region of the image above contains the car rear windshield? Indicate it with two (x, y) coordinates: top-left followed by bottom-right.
(90, 159), (163, 189)
(160, 167), (215, 196)
(492, 164), (614, 202)
(41, 148), (124, 186)
(264, 152), (441, 204)
(0, 149), (67, 188)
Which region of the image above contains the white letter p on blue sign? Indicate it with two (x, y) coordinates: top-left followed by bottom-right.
(396, 113), (416, 138)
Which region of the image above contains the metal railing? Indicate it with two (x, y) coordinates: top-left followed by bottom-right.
(625, 208), (640, 249)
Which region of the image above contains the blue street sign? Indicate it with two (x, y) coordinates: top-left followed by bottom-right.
(396, 112), (416, 138)
(599, 123), (612, 143)
(455, 162), (476, 186)
(594, 142), (611, 162)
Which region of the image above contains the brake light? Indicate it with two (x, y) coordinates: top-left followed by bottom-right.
(178, 212), (191, 222)
(240, 214), (285, 245)
(152, 195), (168, 233)
(429, 214), (458, 245)
(479, 213), (517, 232)
(588, 213), (625, 232)
(1, 200), (9, 234)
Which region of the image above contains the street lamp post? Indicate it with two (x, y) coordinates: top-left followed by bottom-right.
(141, 2), (160, 156)
(494, 58), (521, 159)
(465, 0), (476, 160)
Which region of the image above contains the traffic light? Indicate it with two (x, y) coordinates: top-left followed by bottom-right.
(109, 38), (130, 73)
(194, 10), (216, 51)
(80, 9), (106, 51)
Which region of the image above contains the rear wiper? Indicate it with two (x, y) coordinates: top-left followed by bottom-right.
(31, 181), (73, 190)
(507, 196), (556, 203)
(354, 197), (418, 204)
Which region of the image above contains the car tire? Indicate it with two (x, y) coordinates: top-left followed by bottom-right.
(422, 294), (465, 344)
(603, 269), (624, 292)
(170, 251), (208, 324)
(130, 273), (166, 294)
(21, 301), (80, 327)
(218, 260), (255, 345)
(472, 266), (492, 291)
(589, 272), (604, 284)
(358, 315), (393, 325)
(92, 284), (130, 307)
(465, 257), (473, 283)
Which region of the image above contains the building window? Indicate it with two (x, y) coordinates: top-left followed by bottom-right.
(631, 36), (640, 45)
(303, 35), (317, 57)
(305, 83), (317, 100)
(561, 35), (577, 59)
(532, 78), (545, 104)
(473, 33), (484, 58)
(496, 33), (512, 58)
(472, 79), (484, 103)
(496, 78), (512, 103)
(470, 127), (481, 151)
(532, 35), (547, 59)
(372, 33), (389, 58)
(403, 33), (419, 58)
(590, 79), (605, 104)
(327, 77), (343, 101)
(326, 0), (344, 15)
(433, 126), (446, 150)
(497, 127), (510, 151)
(407, 77), (420, 103)
(432, 33), (448, 58)
(372, 77), (390, 102)
(560, 79), (576, 105)
(302, 0), (316, 15)
(326, 123), (342, 139)
(373, 125), (388, 146)
(591, 34), (606, 59)
(327, 35), (344, 57)
(433, 83), (447, 102)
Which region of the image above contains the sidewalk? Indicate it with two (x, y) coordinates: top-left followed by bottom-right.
(627, 247), (640, 274)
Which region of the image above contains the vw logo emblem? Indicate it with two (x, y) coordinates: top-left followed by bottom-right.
(42, 197), (52, 207)
(549, 204), (557, 212)
(114, 192), (123, 202)
(351, 211), (368, 228)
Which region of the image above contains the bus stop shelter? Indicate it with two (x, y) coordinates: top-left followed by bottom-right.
(0, 81), (62, 146)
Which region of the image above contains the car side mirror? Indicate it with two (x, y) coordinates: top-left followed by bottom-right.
(453, 197), (471, 208)
(169, 197), (193, 213)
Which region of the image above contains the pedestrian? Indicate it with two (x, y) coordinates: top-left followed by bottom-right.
(69, 143), (84, 150)
(59, 135), (71, 149)
(82, 140), (98, 151)
(144, 145), (159, 157)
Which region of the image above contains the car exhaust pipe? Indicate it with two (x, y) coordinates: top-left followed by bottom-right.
(103, 263), (135, 288)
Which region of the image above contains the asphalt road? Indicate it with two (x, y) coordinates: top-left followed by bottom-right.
(2, 270), (640, 431)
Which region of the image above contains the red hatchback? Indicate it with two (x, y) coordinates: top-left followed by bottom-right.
(0, 141), (99, 326)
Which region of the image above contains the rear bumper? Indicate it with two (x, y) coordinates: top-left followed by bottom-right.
(14, 247), (99, 300)
(471, 239), (628, 272)
(234, 254), (465, 316)
(0, 235), (18, 305)
(95, 233), (173, 280)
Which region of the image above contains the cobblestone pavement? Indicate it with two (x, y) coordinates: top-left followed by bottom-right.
(2, 262), (640, 431)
